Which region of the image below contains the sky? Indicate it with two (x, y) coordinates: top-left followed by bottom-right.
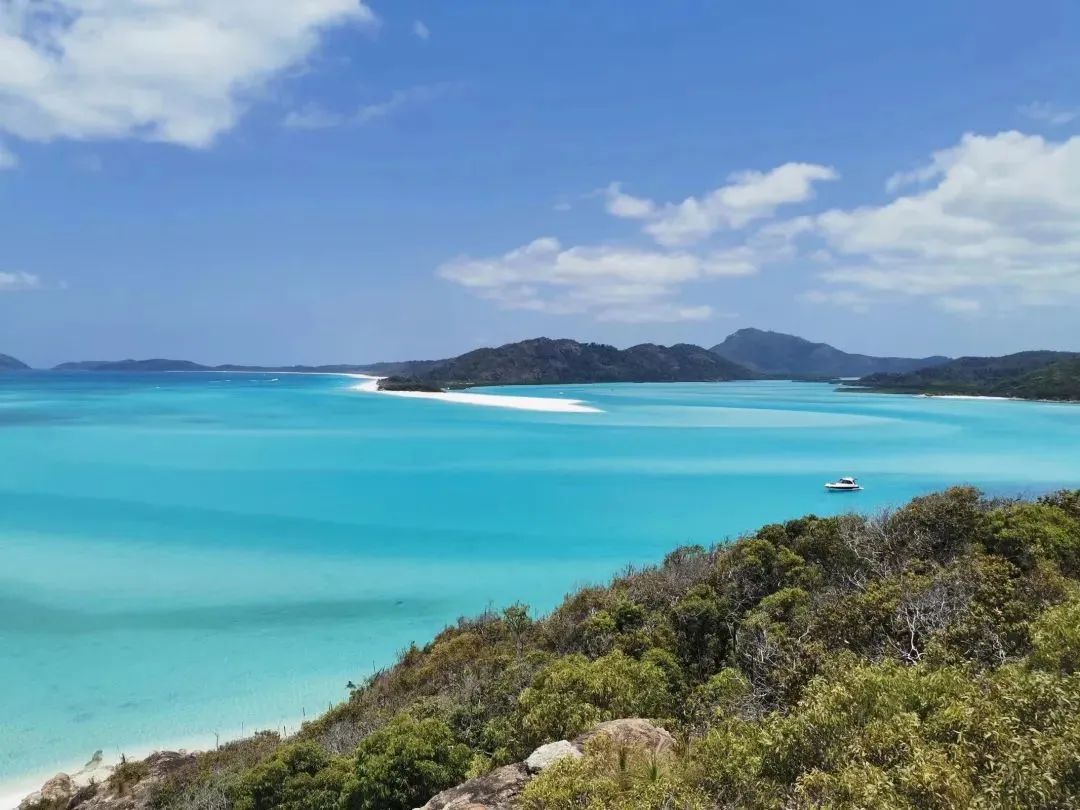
(2, 1), (1080, 367)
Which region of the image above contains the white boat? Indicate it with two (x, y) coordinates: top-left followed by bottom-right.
(825, 476), (862, 491)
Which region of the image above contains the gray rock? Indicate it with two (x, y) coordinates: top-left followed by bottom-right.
(575, 718), (675, 755)
(524, 740), (583, 774)
(414, 762), (529, 809)
(18, 773), (74, 810)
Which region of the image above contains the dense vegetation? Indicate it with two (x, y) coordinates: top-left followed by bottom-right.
(49, 487), (1080, 810)
(0, 352), (30, 370)
(711, 328), (949, 379)
(375, 376), (444, 393)
(855, 350), (1080, 400)
(408, 337), (752, 388)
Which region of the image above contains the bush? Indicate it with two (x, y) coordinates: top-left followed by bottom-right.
(515, 652), (675, 749)
(341, 714), (470, 810)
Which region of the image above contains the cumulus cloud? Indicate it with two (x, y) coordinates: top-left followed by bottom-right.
(442, 161), (833, 322)
(812, 131), (1080, 310)
(604, 182), (656, 219)
(0, 271), (41, 291)
(1019, 101), (1079, 126)
(437, 237), (752, 322)
(608, 163), (837, 246)
(0, 1), (376, 148)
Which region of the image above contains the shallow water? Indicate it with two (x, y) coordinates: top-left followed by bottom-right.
(1, 372), (1079, 787)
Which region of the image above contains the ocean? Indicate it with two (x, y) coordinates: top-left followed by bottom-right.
(2, 371), (1079, 795)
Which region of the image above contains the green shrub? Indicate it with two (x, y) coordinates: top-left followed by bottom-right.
(341, 714), (470, 810)
(516, 651), (675, 748)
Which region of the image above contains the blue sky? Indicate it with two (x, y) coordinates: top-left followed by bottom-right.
(2, 0), (1079, 366)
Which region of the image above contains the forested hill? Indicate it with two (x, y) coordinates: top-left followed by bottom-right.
(0, 352), (30, 370)
(854, 350), (1080, 400)
(710, 327), (949, 378)
(25, 487), (1080, 810)
(410, 337), (753, 387)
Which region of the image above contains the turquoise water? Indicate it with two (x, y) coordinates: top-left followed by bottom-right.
(2, 372), (1080, 788)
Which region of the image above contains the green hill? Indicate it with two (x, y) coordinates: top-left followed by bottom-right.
(711, 328), (949, 378)
(412, 337), (753, 387)
(855, 350), (1080, 399)
(30, 487), (1080, 810)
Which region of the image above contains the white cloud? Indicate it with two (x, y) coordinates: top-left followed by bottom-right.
(412, 20), (430, 41)
(283, 104), (344, 130)
(0, 271), (41, 291)
(609, 163), (837, 247)
(812, 131), (1080, 309)
(354, 83), (455, 125)
(284, 83), (460, 130)
(0, 141), (16, 169)
(0, 1), (376, 148)
(438, 237), (738, 323)
(1019, 101), (1079, 126)
(442, 162), (832, 322)
(604, 182), (655, 219)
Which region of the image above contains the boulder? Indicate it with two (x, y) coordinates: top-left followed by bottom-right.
(18, 773), (74, 810)
(414, 762), (529, 810)
(574, 718), (675, 755)
(524, 740), (583, 774)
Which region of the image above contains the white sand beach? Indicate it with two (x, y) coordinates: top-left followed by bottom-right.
(349, 376), (602, 413)
(919, 394), (1014, 401)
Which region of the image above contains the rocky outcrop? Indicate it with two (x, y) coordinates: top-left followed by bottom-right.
(575, 717), (675, 755)
(415, 763), (530, 810)
(523, 740), (582, 774)
(19, 752), (196, 810)
(414, 718), (672, 810)
(18, 773), (74, 810)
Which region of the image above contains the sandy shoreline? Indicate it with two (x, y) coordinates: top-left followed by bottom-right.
(0, 717), (309, 810)
(917, 393), (1014, 401)
(349, 375), (603, 413)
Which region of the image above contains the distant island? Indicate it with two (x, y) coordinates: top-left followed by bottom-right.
(23, 329), (1080, 401)
(711, 327), (950, 378)
(399, 337), (753, 388)
(851, 350), (1080, 400)
(51, 359), (380, 374)
(0, 352), (30, 371)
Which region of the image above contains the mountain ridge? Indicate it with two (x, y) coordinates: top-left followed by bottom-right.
(710, 327), (950, 378)
(853, 350), (1080, 399)
(408, 337), (754, 387)
(0, 352), (30, 371)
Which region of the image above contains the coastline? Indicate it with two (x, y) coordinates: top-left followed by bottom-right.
(1, 717), (308, 810)
(348, 375), (603, 413)
(841, 386), (1080, 404)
